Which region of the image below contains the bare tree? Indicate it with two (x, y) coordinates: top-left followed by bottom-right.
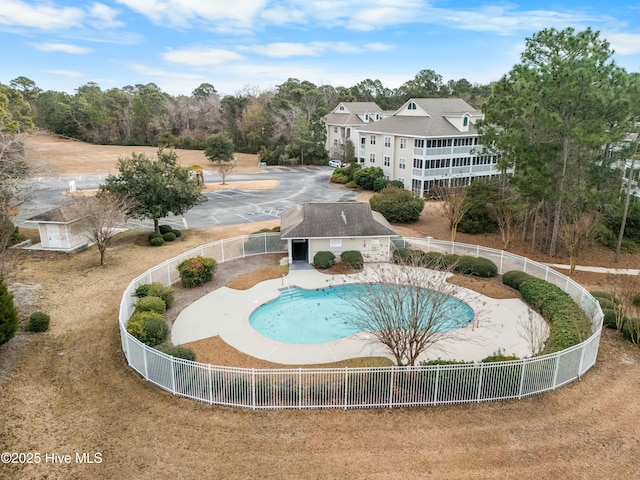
(517, 309), (549, 356)
(68, 193), (133, 266)
(606, 273), (640, 332)
(558, 212), (599, 275)
(340, 262), (473, 366)
(488, 188), (522, 250)
(435, 186), (469, 242)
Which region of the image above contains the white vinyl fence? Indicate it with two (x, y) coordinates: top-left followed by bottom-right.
(119, 234), (603, 409)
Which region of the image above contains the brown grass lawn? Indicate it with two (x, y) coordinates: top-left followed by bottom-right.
(1, 133), (640, 479)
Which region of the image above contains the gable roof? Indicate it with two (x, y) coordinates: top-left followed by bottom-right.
(356, 98), (482, 137)
(280, 202), (397, 239)
(325, 102), (384, 127)
(25, 203), (82, 224)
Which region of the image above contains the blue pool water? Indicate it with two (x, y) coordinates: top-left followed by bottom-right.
(249, 284), (474, 345)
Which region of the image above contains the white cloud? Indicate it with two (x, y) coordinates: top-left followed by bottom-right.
(31, 43), (92, 54)
(606, 33), (640, 55)
(88, 3), (124, 29)
(115, 0), (268, 27)
(46, 69), (85, 77)
(0, 0), (85, 29)
(240, 41), (393, 58)
(161, 47), (245, 66)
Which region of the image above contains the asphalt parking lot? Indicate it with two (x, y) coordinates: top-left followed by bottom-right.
(15, 166), (359, 230)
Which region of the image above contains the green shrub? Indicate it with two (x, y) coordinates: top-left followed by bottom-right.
(163, 232), (176, 242)
(353, 166), (384, 190)
(0, 276), (19, 345)
(518, 278), (592, 353)
(330, 172), (349, 184)
(596, 298), (618, 311)
(126, 311), (169, 346)
(177, 256), (217, 288)
(440, 254), (460, 269)
(372, 178), (389, 192)
(148, 232), (162, 241)
(389, 180), (404, 189)
(369, 187), (425, 223)
(590, 291), (619, 304)
(157, 345), (197, 361)
(481, 352), (519, 362)
(346, 180), (358, 188)
(466, 257), (498, 278)
(452, 255), (475, 274)
(150, 236), (165, 247)
(392, 248), (428, 266)
(135, 296), (166, 314)
(159, 224), (173, 234)
(172, 229), (182, 238)
(502, 270), (535, 290)
(392, 247), (412, 264)
(313, 251), (335, 269)
(424, 251), (444, 267)
(633, 293), (640, 307)
(340, 250), (364, 269)
(147, 283), (175, 308)
(26, 311), (50, 332)
(622, 317), (640, 344)
(602, 309), (621, 329)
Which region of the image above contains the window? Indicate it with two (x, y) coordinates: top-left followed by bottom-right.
(370, 135), (376, 145)
(360, 136), (366, 146)
(400, 138), (407, 149)
(334, 126), (338, 133)
(415, 139), (424, 148)
(333, 139), (338, 146)
(384, 136), (391, 147)
(398, 177), (405, 186)
(399, 158), (406, 169)
(365, 114), (369, 121)
(339, 105), (345, 111)
(384, 156), (391, 167)
(463, 117), (468, 127)
(413, 158), (423, 169)
(408, 102), (416, 110)
(375, 113), (380, 120)
(370, 153), (376, 163)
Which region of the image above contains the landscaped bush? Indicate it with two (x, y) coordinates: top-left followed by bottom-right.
(157, 344), (196, 361)
(172, 229), (182, 238)
(392, 248), (428, 266)
(621, 317), (640, 344)
(177, 256), (217, 288)
(389, 180), (404, 189)
(163, 231), (176, 242)
(159, 224), (173, 234)
(340, 250), (364, 269)
(345, 180), (358, 188)
(502, 270), (535, 290)
(330, 172), (350, 184)
(602, 309), (621, 329)
(452, 255), (498, 277)
(149, 236), (165, 247)
(440, 254), (460, 269)
(369, 187), (425, 223)
(148, 232), (162, 241)
(133, 282), (175, 308)
(590, 291), (619, 304)
(26, 311), (50, 332)
(372, 178), (389, 192)
(0, 276), (19, 345)
(134, 296), (166, 314)
(633, 293), (640, 307)
(481, 352), (519, 362)
(313, 251), (335, 269)
(596, 298), (618, 311)
(126, 311), (169, 346)
(518, 277), (592, 353)
(353, 166), (384, 190)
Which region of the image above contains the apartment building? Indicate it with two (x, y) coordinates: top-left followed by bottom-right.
(352, 98), (505, 197)
(324, 102), (385, 160)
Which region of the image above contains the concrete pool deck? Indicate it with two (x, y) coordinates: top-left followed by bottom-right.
(171, 266), (547, 365)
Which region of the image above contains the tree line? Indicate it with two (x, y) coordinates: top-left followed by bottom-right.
(3, 70), (490, 162)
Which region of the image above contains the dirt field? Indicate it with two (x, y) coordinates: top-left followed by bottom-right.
(1, 133), (640, 479)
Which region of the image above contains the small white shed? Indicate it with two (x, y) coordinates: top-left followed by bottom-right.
(23, 204), (89, 252)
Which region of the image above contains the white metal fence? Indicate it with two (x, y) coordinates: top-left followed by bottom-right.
(118, 233), (603, 409)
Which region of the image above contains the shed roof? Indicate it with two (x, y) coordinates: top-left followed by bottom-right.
(25, 203), (81, 224)
(280, 202), (397, 239)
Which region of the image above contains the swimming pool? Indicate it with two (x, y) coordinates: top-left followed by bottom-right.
(248, 284), (474, 345)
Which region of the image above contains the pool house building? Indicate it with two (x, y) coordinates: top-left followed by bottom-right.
(280, 202), (397, 265)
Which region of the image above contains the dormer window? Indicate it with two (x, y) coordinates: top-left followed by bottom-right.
(365, 114), (369, 121)
(339, 105), (345, 111)
(463, 116), (468, 127)
(375, 113), (380, 120)
(408, 102), (417, 110)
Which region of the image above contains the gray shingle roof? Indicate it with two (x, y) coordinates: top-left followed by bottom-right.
(280, 203), (397, 238)
(357, 98), (482, 137)
(25, 203), (80, 223)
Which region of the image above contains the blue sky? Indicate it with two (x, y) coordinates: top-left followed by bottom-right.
(1, 0), (639, 97)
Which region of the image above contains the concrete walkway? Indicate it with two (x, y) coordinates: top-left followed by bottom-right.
(171, 266), (546, 365)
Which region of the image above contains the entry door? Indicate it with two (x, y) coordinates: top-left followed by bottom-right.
(292, 239), (308, 261)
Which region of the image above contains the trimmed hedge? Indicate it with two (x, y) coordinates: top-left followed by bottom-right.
(126, 311), (169, 346)
(134, 282), (175, 309)
(135, 296), (166, 314)
(516, 277), (592, 353)
(150, 236), (165, 247)
(502, 270), (535, 290)
(369, 187), (425, 223)
(26, 311), (50, 332)
(622, 317), (640, 344)
(159, 224), (173, 234)
(157, 345), (197, 361)
(313, 251), (335, 269)
(177, 256), (217, 288)
(163, 232), (176, 242)
(340, 250), (364, 269)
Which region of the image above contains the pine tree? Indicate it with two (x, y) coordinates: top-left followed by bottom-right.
(0, 276), (19, 345)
